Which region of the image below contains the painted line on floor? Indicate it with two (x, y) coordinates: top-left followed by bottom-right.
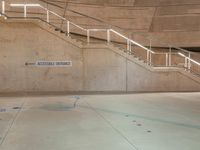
(0, 99), (27, 147)
(84, 100), (141, 150)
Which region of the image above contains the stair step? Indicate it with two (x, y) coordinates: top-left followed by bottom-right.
(51, 27), (162, 66)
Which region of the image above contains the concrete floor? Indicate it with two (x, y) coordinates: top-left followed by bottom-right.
(0, 93), (200, 150)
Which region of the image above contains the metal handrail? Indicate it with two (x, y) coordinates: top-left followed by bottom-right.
(37, 0), (197, 57)
(8, 3), (154, 51)
(178, 52), (200, 66)
(1, 1), (200, 75)
(0, 0), (5, 18)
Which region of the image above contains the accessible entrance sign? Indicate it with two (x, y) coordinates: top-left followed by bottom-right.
(36, 61), (72, 67)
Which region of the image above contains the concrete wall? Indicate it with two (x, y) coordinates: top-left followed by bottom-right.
(4, 0), (200, 48)
(83, 47), (200, 92)
(0, 21), (200, 93)
(38, 0), (200, 47)
(0, 21), (84, 92)
(64, 1), (200, 47)
(83, 48), (127, 91)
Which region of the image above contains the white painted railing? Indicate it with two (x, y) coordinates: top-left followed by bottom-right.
(1, 1), (200, 75)
(0, 0), (5, 18)
(8, 3), (155, 55)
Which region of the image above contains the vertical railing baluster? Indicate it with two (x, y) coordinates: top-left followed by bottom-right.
(1, 0), (5, 18)
(107, 29), (110, 43)
(188, 52), (191, 72)
(184, 57), (187, 70)
(147, 50), (149, 65)
(24, 5), (27, 18)
(169, 46), (172, 66)
(149, 52), (152, 66)
(149, 39), (152, 65)
(166, 53), (168, 67)
(2, 0), (5, 14)
(67, 21), (70, 36)
(127, 39), (130, 53)
(149, 38), (152, 51)
(47, 10), (49, 23)
(87, 30), (90, 43)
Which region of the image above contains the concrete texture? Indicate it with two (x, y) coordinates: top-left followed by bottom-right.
(0, 93), (200, 150)
(0, 20), (84, 92)
(0, 20), (200, 92)
(83, 46), (200, 92)
(4, 0), (200, 47)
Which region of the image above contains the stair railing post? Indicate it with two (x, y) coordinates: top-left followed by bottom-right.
(107, 29), (110, 43)
(149, 51), (152, 66)
(46, 10), (49, 23)
(2, 0), (5, 14)
(147, 50), (149, 65)
(87, 30), (90, 43)
(169, 46), (172, 66)
(24, 5), (27, 18)
(67, 21), (70, 36)
(1, 0), (5, 17)
(166, 53), (168, 67)
(129, 41), (132, 54)
(184, 57), (187, 70)
(149, 38), (152, 51)
(149, 38), (152, 65)
(127, 39), (130, 53)
(188, 52), (191, 72)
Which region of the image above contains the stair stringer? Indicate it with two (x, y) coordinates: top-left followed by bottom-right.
(2, 17), (200, 87)
(4, 18), (84, 49)
(83, 43), (200, 85)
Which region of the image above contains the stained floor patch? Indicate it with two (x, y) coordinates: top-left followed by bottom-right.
(12, 107), (21, 110)
(0, 108), (6, 112)
(40, 103), (75, 111)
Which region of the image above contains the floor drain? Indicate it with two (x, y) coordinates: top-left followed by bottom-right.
(12, 107), (21, 110)
(132, 120), (136, 122)
(147, 130), (151, 133)
(137, 124), (142, 126)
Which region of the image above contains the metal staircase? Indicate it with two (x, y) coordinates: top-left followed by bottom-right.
(0, 0), (200, 78)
